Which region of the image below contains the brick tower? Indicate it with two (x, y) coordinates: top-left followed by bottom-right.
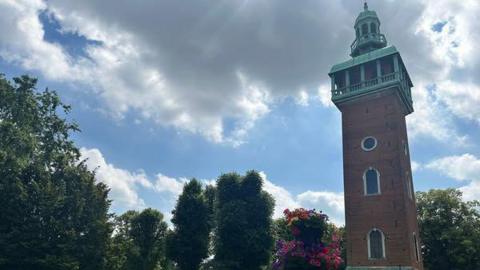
(328, 3), (423, 270)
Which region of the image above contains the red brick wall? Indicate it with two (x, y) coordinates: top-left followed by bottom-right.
(338, 88), (423, 269)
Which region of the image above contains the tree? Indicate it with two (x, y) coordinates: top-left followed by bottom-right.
(0, 74), (111, 269)
(214, 171), (275, 270)
(416, 189), (480, 270)
(108, 209), (168, 270)
(106, 211), (138, 270)
(273, 218), (293, 243)
(167, 179), (211, 270)
(204, 184), (216, 228)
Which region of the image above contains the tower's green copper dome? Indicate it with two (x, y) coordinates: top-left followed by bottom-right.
(355, 3), (380, 27)
(350, 2), (387, 57)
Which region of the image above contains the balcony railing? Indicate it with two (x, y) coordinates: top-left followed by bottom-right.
(351, 33), (387, 53)
(331, 71), (411, 102)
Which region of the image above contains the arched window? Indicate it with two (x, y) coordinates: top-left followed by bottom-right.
(368, 228), (385, 259)
(362, 23), (369, 35)
(370, 23), (377, 34)
(364, 168), (380, 195)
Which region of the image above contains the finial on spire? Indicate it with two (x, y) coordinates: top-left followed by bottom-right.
(364, 1), (368, 10)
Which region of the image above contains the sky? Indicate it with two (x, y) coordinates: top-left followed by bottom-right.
(1, 0), (480, 225)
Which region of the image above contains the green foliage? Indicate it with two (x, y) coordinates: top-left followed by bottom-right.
(204, 184), (216, 226)
(108, 209), (169, 270)
(130, 208), (169, 270)
(214, 171), (275, 270)
(167, 179), (211, 270)
(106, 211), (138, 270)
(416, 189), (480, 270)
(0, 75), (111, 270)
(273, 218), (293, 242)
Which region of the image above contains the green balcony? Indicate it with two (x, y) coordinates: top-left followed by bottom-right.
(329, 46), (414, 114)
(351, 33), (387, 57)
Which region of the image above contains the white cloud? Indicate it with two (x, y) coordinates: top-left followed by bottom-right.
(80, 147), (187, 214)
(317, 83), (333, 108)
(406, 82), (467, 145)
(80, 147), (149, 210)
(1, 0), (479, 147)
(459, 182), (480, 203)
(260, 172), (345, 226)
(426, 154), (480, 182)
(297, 191), (345, 226)
(408, 0), (480, 140)
(0, 0), (349, 145)
(0, 0), (76, 81)
(435, 80), (480, 124)
(426, 153), (480, 201)
(295, 89), (310, 107)
(261, 173), (301, 218)
(415, 0), (478, 73)
(154, 174), (186, 196)
(411, 161), (421, 172)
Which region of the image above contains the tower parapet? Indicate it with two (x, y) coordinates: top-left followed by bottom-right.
(329, 46), (414, 115)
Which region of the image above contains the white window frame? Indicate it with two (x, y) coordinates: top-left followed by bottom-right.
(361, 136), (378, 152)
(364, 167), (381, 196)
(367, 228), (386, 260)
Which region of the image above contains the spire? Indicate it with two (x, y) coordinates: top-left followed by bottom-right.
(364, 1), (368, 11)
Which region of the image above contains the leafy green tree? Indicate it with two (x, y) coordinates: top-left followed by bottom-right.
(204, 184), (216, 228)
(214, 171), (274, 270)
(0, 74), (111, 270)
(272, 218), (293, 242)
(167, 179), (211, 270)
(416, 189), (480, 270)
(106, 211), (138, 270)
(108, 209), (168, 270)
(129, 208), (169, 270)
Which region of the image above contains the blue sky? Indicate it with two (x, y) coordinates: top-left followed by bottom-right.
(1, 0), (480, 225)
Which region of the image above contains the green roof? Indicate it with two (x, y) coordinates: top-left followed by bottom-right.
(329, 46), (398, 75)
(355, 10), (380, 26)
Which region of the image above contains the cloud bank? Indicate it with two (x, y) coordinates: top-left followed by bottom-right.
(426, 154), (480, 202)
(1, 0), (478, 145)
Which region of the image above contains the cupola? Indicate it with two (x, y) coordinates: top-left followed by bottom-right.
(351, 2), (387, 57)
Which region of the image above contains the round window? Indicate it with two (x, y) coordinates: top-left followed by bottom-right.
(362, 137), (377, 151)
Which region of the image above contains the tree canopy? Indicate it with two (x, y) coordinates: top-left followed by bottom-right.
(167, 179), (211, 270)
(0, 75), (111, 269)
(416, 189), (480, 270)
(214, 171), (275, 270)
(108, 208), (169, 270)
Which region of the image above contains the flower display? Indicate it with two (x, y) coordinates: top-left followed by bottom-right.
(273, 208), (343, 270)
